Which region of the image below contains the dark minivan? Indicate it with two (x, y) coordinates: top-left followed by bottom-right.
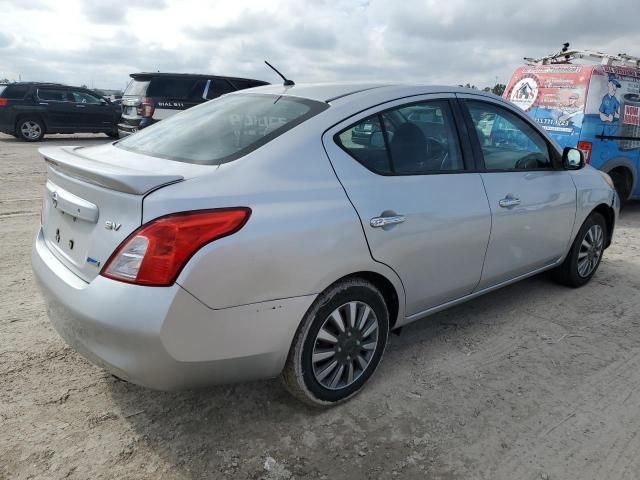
(117, 73), (269, 137)
(0, 82), (121, 141)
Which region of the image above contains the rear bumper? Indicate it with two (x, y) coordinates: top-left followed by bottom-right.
(32, 228), (314, 390)
(117, 123), (138, 137)
(117, 118), (155, 137)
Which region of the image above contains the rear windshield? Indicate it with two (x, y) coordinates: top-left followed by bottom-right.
(124, 79), (150, 96)
(116, 94), (328, 165)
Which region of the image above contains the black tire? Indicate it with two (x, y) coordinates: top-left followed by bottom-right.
(15, 117), (44, 142)
(553, 212), (607, 288)
(281, 278), (389, 407)
(106, 130), (120, 139)
(608, 170), (631, 208)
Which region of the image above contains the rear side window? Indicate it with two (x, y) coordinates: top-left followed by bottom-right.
(37, 89), (69, 101)
(124, 79), (150, 96)
(147, 77), (206, 100)
(335, 100), (464, 175)
(229, 79), (250, 90)
(116, 94), (328, 165)
(466, 101), (552, 170)
(205, 79), (236, 99)
(3, 85), (30, 99)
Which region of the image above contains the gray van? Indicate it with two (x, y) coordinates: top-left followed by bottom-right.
(117, 73), (269, 137)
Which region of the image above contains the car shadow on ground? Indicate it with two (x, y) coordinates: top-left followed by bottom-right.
(105, 272), (569, 477)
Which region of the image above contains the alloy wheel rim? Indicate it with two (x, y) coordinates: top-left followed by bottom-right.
(21, 121), (41, 139)
(311, 301), (379, 390)
(577, 224), (604, 278)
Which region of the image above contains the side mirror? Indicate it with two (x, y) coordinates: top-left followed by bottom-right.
(562, 147), (584, 170)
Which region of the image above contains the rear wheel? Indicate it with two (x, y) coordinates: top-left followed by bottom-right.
(553, 212), (606, 288)
(16, 117), (44, 141)
(281, 278), (389, 407)
(106, 130), (119, 139)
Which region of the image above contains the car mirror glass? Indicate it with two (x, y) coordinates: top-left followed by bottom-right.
(563, 147), (584, 170)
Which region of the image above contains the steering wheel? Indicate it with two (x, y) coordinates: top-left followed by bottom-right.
(515, 153), (545, 169)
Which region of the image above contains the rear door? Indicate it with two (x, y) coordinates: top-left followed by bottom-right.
(459, 95), (576, 289)
(323, 95), (492, 317)
(36, 88), (76, 129)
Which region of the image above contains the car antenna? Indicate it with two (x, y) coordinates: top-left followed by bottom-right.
(264, 60), (295, 86)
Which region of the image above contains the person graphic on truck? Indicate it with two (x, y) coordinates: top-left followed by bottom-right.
(599, 74), (621, 137)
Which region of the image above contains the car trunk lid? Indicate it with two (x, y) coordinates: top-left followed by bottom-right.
(39, 143), (213, 282)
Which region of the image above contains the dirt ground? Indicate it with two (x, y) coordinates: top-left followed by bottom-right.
(1, 132), (640, 480)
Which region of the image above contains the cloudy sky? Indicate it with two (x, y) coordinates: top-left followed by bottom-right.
(1, 0), (639, 90)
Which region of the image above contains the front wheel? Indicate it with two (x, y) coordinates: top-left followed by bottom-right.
(281, 279), (389, 407)
(16, 117), (44, 141)
(553, 212), (606, 288)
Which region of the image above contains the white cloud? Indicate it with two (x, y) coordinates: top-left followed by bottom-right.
(0, 0), (638, 90)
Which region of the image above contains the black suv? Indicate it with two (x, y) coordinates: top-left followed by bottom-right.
(118, 73), (269, 137)
(0, 82), (122, 141)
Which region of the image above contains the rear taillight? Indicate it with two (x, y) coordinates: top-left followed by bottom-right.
(577, 141), (592, 164)
(101, 208), (251, 286)
(0, 98), (8, 107)
(140, 97), (155, 118)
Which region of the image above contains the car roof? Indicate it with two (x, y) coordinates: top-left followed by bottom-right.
(2, 82), (100, 91)
(244, 82), (502, 104)
(130, 72), (269, 84)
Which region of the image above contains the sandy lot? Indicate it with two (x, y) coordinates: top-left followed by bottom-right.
(1, 132), (639, 480)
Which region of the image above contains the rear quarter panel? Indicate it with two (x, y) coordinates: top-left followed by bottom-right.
(141, 117), (406, 319)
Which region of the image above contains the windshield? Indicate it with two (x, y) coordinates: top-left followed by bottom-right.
(124, 79), (150, 96)
(116, 94), (328, 165)
(0, 85), (6, 96)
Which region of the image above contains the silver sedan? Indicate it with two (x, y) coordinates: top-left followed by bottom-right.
(32, 83), (619, 406)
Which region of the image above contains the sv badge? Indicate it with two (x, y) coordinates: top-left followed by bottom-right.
(104, 220), (122, 231)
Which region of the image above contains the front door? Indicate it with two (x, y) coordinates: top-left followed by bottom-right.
(70, 90), (114, 130)
(460, 96), (577, 289)
(323, 95), (492, 317)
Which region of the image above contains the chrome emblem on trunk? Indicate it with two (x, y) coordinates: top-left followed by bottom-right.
(104, 220), (122, 231)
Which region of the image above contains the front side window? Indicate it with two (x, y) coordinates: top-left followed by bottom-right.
(466, 101), (552, 170)
(335, 100), (464, 175)
(117, 94), (328, 165)
(71, 91), (102, 104)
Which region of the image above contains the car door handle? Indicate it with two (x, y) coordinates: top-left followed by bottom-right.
(370, 215), (406, 228)
(498, 196), (521, 208)
(75, 104), (86, 108)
